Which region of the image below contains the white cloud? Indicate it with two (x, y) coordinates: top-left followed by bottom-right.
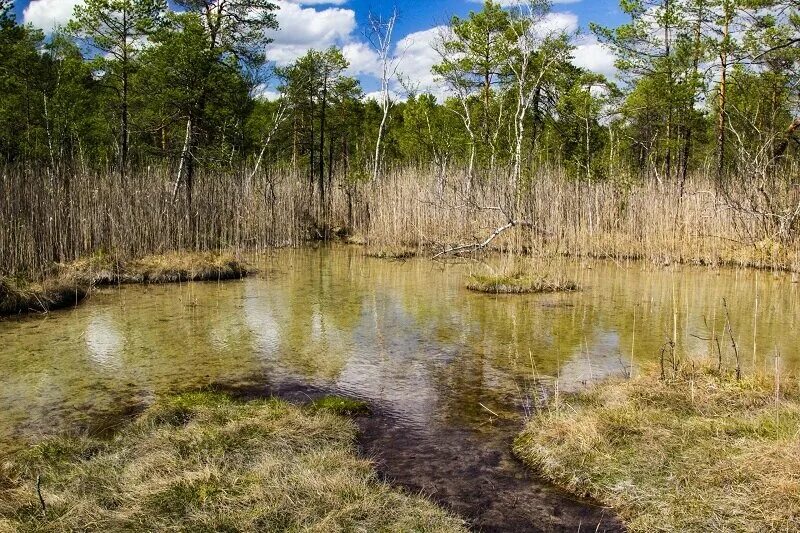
(342, 41), (381, 76)
(572, 34), (617, 80)
(23, 0), (81, 32)
(266, 0), (356, 65)
(537, 12), (579, 36)
(363, 89), (403, 103)
(393, 26), (448, 99)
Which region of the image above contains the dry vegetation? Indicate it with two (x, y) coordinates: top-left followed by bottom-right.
(514, 364), (800, 532)
(364, 247), (418, 260)
(466, 271), (578, 294)
(0, 276), (87, 317)
(0, 252), (251, 316)
(60, 251), (252, 286)
(0, 392), (465, 532)
(4, 168), (800, 277)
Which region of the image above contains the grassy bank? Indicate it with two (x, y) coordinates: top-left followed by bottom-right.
(0, 252), (251, 317)
(466, 271), (578, 294)
(0, 276), (87, 316)
(514, 366), (800, 532)
(0, 392), (465, 532)
(62, 251), (252, 286)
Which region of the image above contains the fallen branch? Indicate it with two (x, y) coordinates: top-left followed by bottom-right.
(433, 219), (535, 258)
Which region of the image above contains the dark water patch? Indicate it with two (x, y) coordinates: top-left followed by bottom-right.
(212, 379), (624, 532)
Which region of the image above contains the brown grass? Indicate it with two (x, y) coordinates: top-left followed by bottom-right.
(514, 364), (800, 532)
(62, 251), (252, 286)
(364, 247), (418, 260)
(0, 392), (466, 532)
(0, 276), (87, 316)
(466, 270), (578, 294)
(3, 166), (800, 277)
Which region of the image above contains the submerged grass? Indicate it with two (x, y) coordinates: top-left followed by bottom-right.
(0, 391), (465, 532)
(514, 364), (800, 532)
(466, 271), (578, 294)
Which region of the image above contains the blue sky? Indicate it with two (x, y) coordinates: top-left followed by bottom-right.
(12, 0), (625, 96)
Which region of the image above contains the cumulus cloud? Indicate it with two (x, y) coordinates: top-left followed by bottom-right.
(265, 0), (356, 65)
(342, 41), (381, 77)
(23, 0), (81, 32)
(393, 26), (448, 99)
(537, 11), (579, 36)
(572, 34), (617, 80)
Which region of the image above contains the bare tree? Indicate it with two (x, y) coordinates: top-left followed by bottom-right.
(366, 9), (400, 181)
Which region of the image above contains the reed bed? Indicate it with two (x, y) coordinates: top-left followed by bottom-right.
(0, 391), (465, 532)
(2, 164), (798, 277)
(514, 363), (800, 532)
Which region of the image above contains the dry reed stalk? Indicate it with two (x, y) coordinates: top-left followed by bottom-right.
(2, 164), (798, 277)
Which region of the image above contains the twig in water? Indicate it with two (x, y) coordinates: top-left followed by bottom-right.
(722, 298), (741, 380)
(478, 402), (501, 419)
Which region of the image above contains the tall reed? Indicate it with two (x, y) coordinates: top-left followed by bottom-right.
(2, 164), (798, 277)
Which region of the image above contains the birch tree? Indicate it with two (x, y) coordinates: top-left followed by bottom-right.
(366, 9), (400, 181)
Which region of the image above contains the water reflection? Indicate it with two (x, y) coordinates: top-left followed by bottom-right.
(0, 247), (798, 447)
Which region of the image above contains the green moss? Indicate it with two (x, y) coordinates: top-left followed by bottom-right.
(307, 396), (371, 416)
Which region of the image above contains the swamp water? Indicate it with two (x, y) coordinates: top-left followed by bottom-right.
(2, 247), (799, 531)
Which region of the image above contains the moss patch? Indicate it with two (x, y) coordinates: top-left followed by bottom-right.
(514, 366), (800, 532)
(307, 396), (371, 416)
(0, 391), (465, 532)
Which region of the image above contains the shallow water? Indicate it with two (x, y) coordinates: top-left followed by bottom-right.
(1, 247), (798, 530)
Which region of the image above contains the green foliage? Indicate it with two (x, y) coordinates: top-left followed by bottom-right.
(0, 0), (796, 191)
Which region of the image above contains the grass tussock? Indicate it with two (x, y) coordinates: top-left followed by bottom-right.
(0, 391), (465, 532)
(0, 276), (87, 316)
(365, 247), (418, 260)
(63, 251), (252, 286)
(466, 271), (578, 294)
(514, 364), (800, 532)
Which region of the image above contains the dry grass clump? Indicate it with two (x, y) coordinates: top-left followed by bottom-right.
(365, 247), (418, 260)
(64, 251), (252, 286)
(0, 392), (466, 532)
(466, 270), (578, 294)
(514, 365), (800, 532)
(0, 276), (87, 316)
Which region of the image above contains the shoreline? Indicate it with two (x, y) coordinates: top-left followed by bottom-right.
(514, 365), (800, 532)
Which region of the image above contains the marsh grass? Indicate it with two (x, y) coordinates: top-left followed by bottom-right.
(62, 251), (252, 286)
(5, 166), (800, 277)
(0, 276), (87, 316)
(514, 363), (800, 532)
(364, 247), (418, 260)
(466, 270), (579, 294)
(0, 392), (465, 532)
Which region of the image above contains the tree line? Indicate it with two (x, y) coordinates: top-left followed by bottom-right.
(0, 0), (798, 207)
